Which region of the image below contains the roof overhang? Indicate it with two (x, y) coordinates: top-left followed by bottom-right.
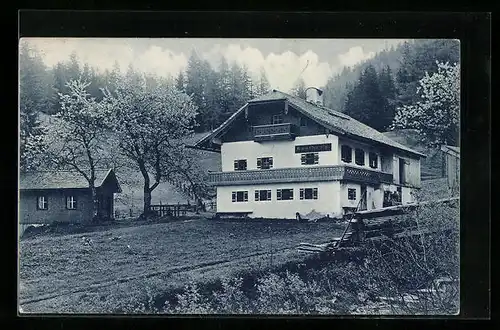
(191, 93), (426, 159)
(191, 103), (249, 152)
(345, 133), (427, 159)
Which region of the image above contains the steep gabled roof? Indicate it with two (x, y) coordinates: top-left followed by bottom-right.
(193, 90), (426, 158)
(19, 169), (122, 192)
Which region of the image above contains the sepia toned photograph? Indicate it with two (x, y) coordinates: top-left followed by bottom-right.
(18, 37), (461, 315)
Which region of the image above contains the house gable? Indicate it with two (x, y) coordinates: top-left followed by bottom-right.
(98, 169), (122, 194)
(192, 90), (425, 159)
(221, 101), (328, 143)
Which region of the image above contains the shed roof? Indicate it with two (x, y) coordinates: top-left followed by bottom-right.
(193, 90), (426, 158)
(19, 169), (121, 191)
(441, 145), (460, 158)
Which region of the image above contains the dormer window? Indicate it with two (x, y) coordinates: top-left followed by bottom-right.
(272, 114), (283, 125)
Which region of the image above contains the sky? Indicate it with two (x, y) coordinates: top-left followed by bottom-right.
(22, 38), (407, 93)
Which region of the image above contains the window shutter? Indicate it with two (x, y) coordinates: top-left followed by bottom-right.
(267, 190), (271, 200)
(244, 191), (248, 202)
(234, 160), (238, 171)
(255, 191), (259, 201)
(269, 158), (273, 169)
(277, 189), (282, 200)
(257, 158), (262, 169)
(314, 153), (319, 164)
(232, 192), (236, 202)
(313, 188), (318, 199)
(300, 188), (304, 200)
(301, 154), (306, 165)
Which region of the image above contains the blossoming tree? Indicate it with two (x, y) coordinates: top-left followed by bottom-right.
(102, 75), (198, 218)
(392, 61), (460, 148)
(42, 79), (113, 221)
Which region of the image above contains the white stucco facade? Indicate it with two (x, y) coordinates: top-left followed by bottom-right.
(212, 133), (421, 219)
(221, 135), (339, 171)
(216, 181), (342, 219)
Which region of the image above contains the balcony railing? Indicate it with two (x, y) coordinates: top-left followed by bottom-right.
(208, 165), (393, 186)
(252, 123), (299, 142)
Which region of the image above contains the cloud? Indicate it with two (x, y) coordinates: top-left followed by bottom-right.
(337, 46), (376, 68)
(135, 46), (188, 78)
(204, 44), (333, 92)
(23, 38), (339, 92)
(23, 38), (136, 74)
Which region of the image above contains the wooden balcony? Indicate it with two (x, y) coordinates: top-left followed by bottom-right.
(252, 123), (300, 142)
(208, 165), (393, 186)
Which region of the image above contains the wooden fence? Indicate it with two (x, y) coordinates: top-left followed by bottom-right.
(149, 203), (197, 217)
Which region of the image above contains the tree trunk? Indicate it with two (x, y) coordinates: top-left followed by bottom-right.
(143, 185), (152, 217)
(138, 159), (153, 219)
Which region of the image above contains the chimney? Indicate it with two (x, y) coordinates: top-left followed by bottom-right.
(305, 87), (324, 106)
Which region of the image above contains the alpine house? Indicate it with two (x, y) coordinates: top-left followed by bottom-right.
(192, 87), (426, 220)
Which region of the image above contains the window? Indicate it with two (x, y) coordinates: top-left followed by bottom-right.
(341, 145), (352, 163)
(300, 188), (318, 200)
(233, 159), (247, 171)
(255, 190), (272, 201)
(36, 196), (48, 210)
(257, 157), (273, 170)
(277, 188), (294, 201)
(355, 148), (365, 166)
(300, 116), (309, 127)
(66, 196), (77, 210)
(301, 153), (319, 165)
(232, 191), (248, 202)
(272, 114), (283, 125)
(369, 152), (378, 169)
(348, 188), (357, 200)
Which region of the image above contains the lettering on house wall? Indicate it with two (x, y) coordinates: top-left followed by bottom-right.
(295, 143), (332, 153)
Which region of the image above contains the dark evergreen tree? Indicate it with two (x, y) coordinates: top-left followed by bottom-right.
(344, 65), (389, 131)
(240, 64), (253, 102)
(175, 71), (186, 92)
(19, 42), (49, 171)
(256, 67), (271, 96)
(378, 65), (398, 129)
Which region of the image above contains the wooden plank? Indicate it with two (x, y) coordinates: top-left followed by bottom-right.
(355, 197), (459, 219)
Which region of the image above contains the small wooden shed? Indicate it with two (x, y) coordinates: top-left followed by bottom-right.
(19, 169), (122, 226)
(440, 145), (460, 192)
